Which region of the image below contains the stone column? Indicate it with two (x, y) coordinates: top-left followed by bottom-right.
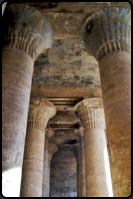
(79, 7), (131, 197)
(74, 98), (113, 197)
(42, 128), (55, 197)
(2, 4), (54, 197)
(75, 127), (86, 197)
(20, 98), (56, 197)
(70, 143), (80, 197)
(48, 143), (58, 197)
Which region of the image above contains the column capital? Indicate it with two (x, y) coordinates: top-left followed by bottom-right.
(45, 128), (55, 140)
(79, 7), (131, 61)
(75, 126), (84, 138)
(27, 97), (56, 131)
(48, 143), (58, 161)
(2, 4), (54, 61)
(69, 143), (80, 162)
(74, 98), (105, 130)
(45, 128), (55, 150)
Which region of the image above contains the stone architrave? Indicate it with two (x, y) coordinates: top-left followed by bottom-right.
(69, 143), (80, 197)
(42, 128), (55, 197)
(20, 98), (56, 197)
(79, 7), (131, 197)
(2, 4), (54, 197)
(47, 143), (58, 197)
(75, 127), (86, 197)
(74, 98), (113, 197)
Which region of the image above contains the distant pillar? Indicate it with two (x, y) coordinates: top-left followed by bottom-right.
(42, 128), (55, 197)
(79, 7), (131, 197)
(70, 143), (80, 197)
(48, 143), (58, 197)
(20, 98), (56, 197)
(75, 127), (86, 197)
(74, 98), (113, 197)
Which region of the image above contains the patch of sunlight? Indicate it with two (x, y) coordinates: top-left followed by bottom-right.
(104, 147), (114, 197)
(2, 167), (22, 197)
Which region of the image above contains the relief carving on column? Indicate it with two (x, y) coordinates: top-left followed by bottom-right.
(79, 7), (131, 61)
(27, 97), (57, 131)
(74, 98), (105, 131)
(2, 4), (54, 60)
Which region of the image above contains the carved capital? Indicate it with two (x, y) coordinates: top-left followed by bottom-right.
(45, 128), (55, 140)
(27, 97), (56, 131)
(48, 143), (58, 161)
(75, 127), (84, 148)
(74, 98), (105, 130)
(75, 126), (84, 138)
(79, 7), (131, 61)
(69, 143), (80, 162)
(2, 4), (54, 61)
(45, 128), (55, 150)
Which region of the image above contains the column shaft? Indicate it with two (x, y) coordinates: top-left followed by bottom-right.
(74, 98), (113, 197)
(77, 161), (80, 197)
(75, 128), (86, 197)
(42, 128), (55, 197)
(84, 127), (110, 197)
(42, 149), (49, 197)
(2, 4), (54, 197)
(79, 136), (86, 197)
(2, 49), (33, 197)
(47, 158), (51, 197)
(79, 7), (131, 197)
(20, 128), (44, 197)
(47, 143), (58, 197)
(99, 51), (131, 196)
(20, 98), (56, 197)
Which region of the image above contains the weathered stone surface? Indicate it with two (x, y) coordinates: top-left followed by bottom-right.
(79, 7), (131, 61)
(3, 4), (54, 61)
(2, 4), (54, 197)
(32, 39), (100, 86)
(42, 128), (55, 197)
(99, 51), (131, 197)
(75, 127), (86, 197)
(49, 129), (78, 147)
(2, 49), (34, 197)
(47, 143), (58, 197)
(69, 143), (80, 197)
(31, 85), (102, 98)
(74, 98), (113, 197)
(20, 99), (56, 197)
(7, 2), (131, 39)
(79, 6), (131, 196)
(50, 146), (77, 197)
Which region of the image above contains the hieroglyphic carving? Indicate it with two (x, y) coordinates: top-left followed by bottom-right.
(79, 7), (131, 61)
(2, 4), (54, 60)
(2, 125), (25, 166)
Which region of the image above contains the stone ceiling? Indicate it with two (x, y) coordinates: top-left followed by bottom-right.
(33, 39), (100, 86)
